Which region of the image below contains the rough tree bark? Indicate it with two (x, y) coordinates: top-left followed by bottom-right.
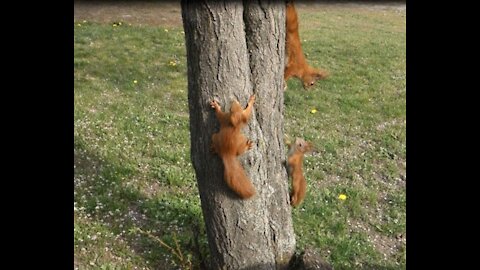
(181, 1), (295, 269)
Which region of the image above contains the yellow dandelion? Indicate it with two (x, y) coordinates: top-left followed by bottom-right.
(164, 29), (169, 32)
(77, 23), (82, 27)
(118, 22), (122, 26)
(169, 60), (177, 66)
(113, 23), (117, 27)
(338, 194), (347, 200)
(310, 109), (317, 114)
(133, 80), (138, 84)
(181, 31), (185, 34)
(82, 20), (87, 23)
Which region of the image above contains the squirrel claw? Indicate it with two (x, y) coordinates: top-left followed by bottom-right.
(246, 140), (254, 150)
(210, 100), (220, 110)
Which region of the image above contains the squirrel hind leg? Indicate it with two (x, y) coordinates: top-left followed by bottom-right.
(236, 136), (253, 156)
(210, 143), (216, 154)
(290, 190), (296, 207)
(290, 196), (298, 207)
(210, 133), (219, 154)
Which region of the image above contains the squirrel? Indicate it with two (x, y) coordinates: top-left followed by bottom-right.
(287, 137), (313, 207)
(284, 0), (329, 89)
(210, 95), (256, 199)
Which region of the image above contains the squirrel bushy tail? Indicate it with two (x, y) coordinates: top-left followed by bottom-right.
(222, 155), (256, 199)
(290, 175), (307, 207)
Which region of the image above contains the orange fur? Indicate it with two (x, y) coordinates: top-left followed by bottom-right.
(284, 1), (328, 89)
(287, 137), (313, 207)
(210, 95), (256, 199)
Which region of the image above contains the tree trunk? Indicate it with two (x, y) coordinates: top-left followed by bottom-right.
(181, 1), (295, 269)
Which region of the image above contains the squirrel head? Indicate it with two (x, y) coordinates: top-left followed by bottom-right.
(229, 100), (244, 127)
(293, 137), (313, 154)
(230, 100), (242, 113)
(302, 68), (329, 89)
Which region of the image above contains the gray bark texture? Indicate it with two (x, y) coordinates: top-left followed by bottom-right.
(181, 1), (295, 269)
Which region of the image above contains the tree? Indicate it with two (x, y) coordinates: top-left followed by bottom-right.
(181, 1), (295, 269)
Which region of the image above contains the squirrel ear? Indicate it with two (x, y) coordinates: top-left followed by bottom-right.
(316, 70), (329, 79)
(285, 134), (292, 146)
(307, 143), (316, 153)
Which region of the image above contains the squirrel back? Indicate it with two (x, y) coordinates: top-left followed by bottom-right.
(210, 95), (256, 199)
(288, 137), (313, 207)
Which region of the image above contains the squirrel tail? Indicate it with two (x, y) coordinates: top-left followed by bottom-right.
(222, 155), (256, 199)
(290, 177), (307, 207)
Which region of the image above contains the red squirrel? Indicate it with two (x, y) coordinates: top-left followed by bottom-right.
(210, 95), (256, 199)
(287, 137), (313, 207)
(284, 1), (329, 89)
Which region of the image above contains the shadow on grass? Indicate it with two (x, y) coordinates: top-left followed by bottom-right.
(74, 138), (208, 269)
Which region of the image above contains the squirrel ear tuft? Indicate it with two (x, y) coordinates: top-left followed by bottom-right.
(285, 134), (292, 146)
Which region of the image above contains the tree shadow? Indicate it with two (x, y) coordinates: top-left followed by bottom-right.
(74, 138), (208, 269)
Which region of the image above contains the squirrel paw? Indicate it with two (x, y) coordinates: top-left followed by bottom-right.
(246, 140), (254, 150)
(248, 95), (256, 104)
(210, 100), (220, 110)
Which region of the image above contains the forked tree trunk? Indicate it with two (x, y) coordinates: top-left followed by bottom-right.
(181, 1), (295, 269)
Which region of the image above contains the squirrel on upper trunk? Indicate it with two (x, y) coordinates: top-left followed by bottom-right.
(284, 0), (329, 89)
(210, 95), (256, 199)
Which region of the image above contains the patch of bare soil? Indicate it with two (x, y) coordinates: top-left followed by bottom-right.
(295, 1), (406, 12)
(74, 1), (405, 27)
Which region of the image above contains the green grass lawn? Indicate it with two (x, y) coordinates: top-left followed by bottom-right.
(74, 5), (405, 270)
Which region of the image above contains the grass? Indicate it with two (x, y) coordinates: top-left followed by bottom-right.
(74, 4), (405, 270)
